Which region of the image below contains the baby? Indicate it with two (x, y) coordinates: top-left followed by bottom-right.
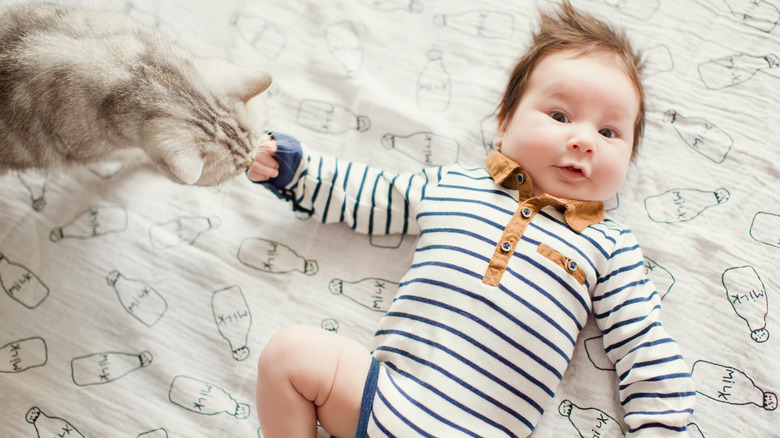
(248, 1), (695, 437)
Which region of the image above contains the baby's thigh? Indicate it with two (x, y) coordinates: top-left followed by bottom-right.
(259, 324), (373, 435)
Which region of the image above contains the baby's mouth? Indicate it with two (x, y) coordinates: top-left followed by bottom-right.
(557, 165), (588, 179)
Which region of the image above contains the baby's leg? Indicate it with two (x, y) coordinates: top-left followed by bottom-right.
(257, 324), (373, 438)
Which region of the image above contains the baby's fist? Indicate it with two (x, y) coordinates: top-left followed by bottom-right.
(248, 134), (279, 182)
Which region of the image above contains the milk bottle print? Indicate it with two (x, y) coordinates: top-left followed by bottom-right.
(149, 216), (221, 249)
(71, 351), (153, 386)
(107, 271), (168, 327)
(0, 253), (49, 309)
(326, 21), (363, 78)
(663, 110), (733, 163)
(26, 407), (84, 438)
(723, 266), (769, 343)
(644, 188), (730, 223)
(0, 337), (47, 373)
(644, 45), (674, 76)
(329, 277), (397, 312)
(750, 212), (780, 248)
(698, 53), (779, 90)
(238, 238), (319, 275)
(558, 400), (624, 437)
(382, 132), (459, 166)
(137, 429), (168, 438)
(432, 11), (514, 39)
(724, 0), (780, 32)
(417, 50), (451, 111)
(51, 205), (128, 242)
(644, 257), (675, 300)
(296, 100), (371, 134)
(358, 0), (423, 13)
(169, 376), (250, 419)
(232, 13), (286, 60)
(17, 170), (47, 211)
(212, 286), (252, 361)
(123, 3), (178, 41)
(691, 360), (778, 410)
(604, 0), (660, 20)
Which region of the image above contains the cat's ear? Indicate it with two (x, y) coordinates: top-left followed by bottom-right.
(163, 147), (203, 185)
(143, 124), (204, 185)
(197, 58), (272, 102)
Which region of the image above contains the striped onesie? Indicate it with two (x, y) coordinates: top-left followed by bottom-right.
(258, 133), (696, 437)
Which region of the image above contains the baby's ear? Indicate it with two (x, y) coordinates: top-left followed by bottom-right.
(143, 124), (204, 185)
(197, 58), (272, 102)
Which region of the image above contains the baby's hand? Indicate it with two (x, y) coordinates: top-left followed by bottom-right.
(248, 134), (279, 182)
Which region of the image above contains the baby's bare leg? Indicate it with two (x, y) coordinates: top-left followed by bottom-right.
(257, 324), (373, 438)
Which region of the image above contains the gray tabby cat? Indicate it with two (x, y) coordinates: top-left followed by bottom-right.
(0, 3), (272, 186)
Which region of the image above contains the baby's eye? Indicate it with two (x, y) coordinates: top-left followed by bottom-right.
(551, 112), (569, 123)
(599, 128), (617, 139)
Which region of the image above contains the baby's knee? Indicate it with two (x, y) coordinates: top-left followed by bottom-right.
(258, 325), (316, 372)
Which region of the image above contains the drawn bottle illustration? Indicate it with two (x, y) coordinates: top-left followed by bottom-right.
(329, 277), (398, 312)
(644, 257), (675, 300)
(26, 407), (84, 438)
(698, 53), (780, 90)
(231, 13), (286, 60)
(663, 110), (733, 163)
(604, 0), (660, 20)
(326, 21), (363, 78)
(107, 271), (168, 327)
(750, 212), (780, 248)
(382, 132), (459, 166)
(169, 376), (250, 419)
(432, 10), (514, 39)
(583, 336), (614, 371)
(0, 253), (49, 309)
(149, 216), (221, 249)
(644, 188), (729, 223)
(212, 286), (252, 361)
(723, 266), (769, 343)
(357, 0), (423, 13)
(644, 45), (674, 76)
(558, 400), (624, 437)
(691, 360), (777, 410)
(17, 170), (47, 211)
(138, 429), (168, 438)
(238, 238), (319, 275)
(0, 337), (47, 373)
(725, 0), (780, 32)
(71, 351), (153, 386)
(50, 205), (128, 242)
(417, 50), (451, 111)
(296, 100), (371, 134)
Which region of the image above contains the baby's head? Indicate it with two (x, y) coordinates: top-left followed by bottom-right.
(494, 1), (645, 201)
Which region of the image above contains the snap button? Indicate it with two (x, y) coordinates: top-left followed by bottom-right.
(521, 207), (532, 218)
(567, 260), (577, 272)
(500, 241), (512, 252)
(516, 173), (526, 185)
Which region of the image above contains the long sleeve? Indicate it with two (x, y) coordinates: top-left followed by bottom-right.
(256, 132), (446, 236)
(592, 229), (696, 436)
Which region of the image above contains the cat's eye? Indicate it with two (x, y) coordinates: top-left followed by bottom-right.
(551, 112), (569, 123)
(599, 128), (617, 139)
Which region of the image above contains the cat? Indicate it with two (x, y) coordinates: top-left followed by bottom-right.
(0, 3), (272, 186)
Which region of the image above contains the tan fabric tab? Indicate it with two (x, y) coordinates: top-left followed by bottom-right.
(482, 201), (536, 286)
(537, 243), (586, 285)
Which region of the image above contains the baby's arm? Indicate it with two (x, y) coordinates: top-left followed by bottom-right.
(592, 231), (696, 436)
(246, 132), (446, 235)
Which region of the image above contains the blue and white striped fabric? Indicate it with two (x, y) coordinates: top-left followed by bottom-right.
(264, 135), (696, 437)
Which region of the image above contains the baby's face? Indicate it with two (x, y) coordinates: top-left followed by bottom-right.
(494, 50), (639, 201)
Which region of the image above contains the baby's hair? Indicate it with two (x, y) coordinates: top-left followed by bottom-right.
(498, 0), (645, 158)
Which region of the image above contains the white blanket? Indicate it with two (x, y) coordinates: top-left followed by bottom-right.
(1, 0), (778, 437)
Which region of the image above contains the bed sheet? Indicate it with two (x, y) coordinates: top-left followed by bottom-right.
(1, 0), (778, 437)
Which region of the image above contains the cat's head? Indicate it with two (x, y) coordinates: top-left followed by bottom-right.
(142, 58), (272, 186)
